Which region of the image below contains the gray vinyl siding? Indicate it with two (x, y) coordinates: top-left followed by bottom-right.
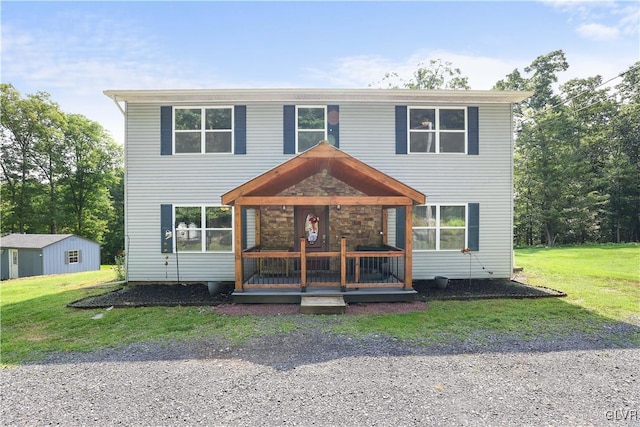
(125, 102), (514, 282)
(0, 236), (99, 279)
(42, 236), (101, 275)
(17, 249), (43, 278)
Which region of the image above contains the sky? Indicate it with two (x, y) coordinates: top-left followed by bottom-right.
(2, 1), (639, 145)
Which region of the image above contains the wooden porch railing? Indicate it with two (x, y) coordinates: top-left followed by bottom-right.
(240, 237), (407, 292)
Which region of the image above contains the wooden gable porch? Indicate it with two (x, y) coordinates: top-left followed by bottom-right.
(221, 142), (426, 302)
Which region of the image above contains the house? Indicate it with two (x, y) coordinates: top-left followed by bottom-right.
(0, 234), (101, 280)
(104, 88), (531, 302)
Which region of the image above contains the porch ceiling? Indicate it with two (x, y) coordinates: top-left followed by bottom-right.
(221, 142), (426, 206)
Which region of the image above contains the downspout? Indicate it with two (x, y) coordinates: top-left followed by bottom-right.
(510, 104), (515, 276)
(108, 94), (129, 282)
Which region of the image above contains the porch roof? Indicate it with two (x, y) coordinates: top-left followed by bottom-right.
(221, 142), (426, 207)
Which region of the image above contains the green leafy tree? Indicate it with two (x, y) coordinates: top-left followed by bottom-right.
(606, 63), (640, 242)
(500, 52), (639, 245)
(101, 166), (125, 263)
(60, 114), (122, 242)
(1, 85), (125, 257)
(0, 84), (65, 233)
(371, 59), (470, 90)
(496, 51), (572, 245)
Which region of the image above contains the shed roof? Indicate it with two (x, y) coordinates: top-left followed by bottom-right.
(1, 234), (79, 249)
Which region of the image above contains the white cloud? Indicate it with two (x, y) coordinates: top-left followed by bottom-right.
(540, 0), (638, 40)
(1, 13), (221, 145)
(304, 50), (525, 90)
(616, 4), (640, 36)
(576, 22), (620, 40)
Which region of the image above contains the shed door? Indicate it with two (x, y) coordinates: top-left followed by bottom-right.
(9, 249), (19, 279)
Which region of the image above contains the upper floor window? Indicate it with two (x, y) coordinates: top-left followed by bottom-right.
(297, 106), (326, 152)
(174, 107), (233, 154)
(174, 206), (233, 252)
(409, 107), (467, 153)
(413, 205), (466, 250)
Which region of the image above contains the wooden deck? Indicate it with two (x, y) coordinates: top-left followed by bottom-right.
(239, 239), (410, 293)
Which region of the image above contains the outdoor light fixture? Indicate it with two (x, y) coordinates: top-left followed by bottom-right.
(282, 205), (287, 211)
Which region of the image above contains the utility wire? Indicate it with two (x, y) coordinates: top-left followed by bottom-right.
(520, 62), (640, 119)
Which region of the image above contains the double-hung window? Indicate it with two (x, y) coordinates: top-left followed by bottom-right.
(67, 250), (80, 264)
(409, 107), (467, 153)
(174, 107), (233, 154)
(174, 206), (233, 252)
(296, 106), (326, 152)
(413, 205), (466, 250)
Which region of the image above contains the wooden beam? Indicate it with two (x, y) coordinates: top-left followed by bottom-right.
(340, 237), (347, 291)
(254, 208), (261, 247)
(235, 196), (414, 206)
(382, 208), (388, 245)
(234, 206), (243, 292)
(404, 205), (413, 290)
(300, 237), (307, 291)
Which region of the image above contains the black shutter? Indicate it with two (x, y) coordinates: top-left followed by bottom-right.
(395, 106), (408, 154)
(160, 106), (173, 155)
(327, 105), (339, 148)
(161, 204), (174, 253)
(467, 106), (479, 155)
(468, 203), (479, 251)
(283, 105), (296, 154)
(395, 207), (406, 249)
(234, 105), (247, 154)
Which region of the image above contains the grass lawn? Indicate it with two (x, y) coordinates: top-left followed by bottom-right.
(1, 244), (639, 366)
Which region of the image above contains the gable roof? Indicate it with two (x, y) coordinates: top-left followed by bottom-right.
(1, 234), (79, 249)
(222, 142), (426, 206)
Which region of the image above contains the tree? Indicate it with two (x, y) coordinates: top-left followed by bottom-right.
(499, 52), (639, 245)
(496, 51), (574, 245)
(0, 84), (66, 233)
(371, 59), (471, 90)
(60, 114), (122, 242)
(101, 166), (125, 263)
(606, 62), (640, 242)
(1, 85), (125, 257)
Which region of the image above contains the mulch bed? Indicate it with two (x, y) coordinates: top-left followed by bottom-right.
(68, 279), (565, 314)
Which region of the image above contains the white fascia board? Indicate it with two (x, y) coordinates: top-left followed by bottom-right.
(103, 88), (533, 105)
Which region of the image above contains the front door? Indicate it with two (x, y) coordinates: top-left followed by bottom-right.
(9, 249), (19, 279)
(295, 206), (329, 271)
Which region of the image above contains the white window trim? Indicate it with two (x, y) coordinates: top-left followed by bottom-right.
(173, 106), (235, 154)
(413, 203), (468, 251)
(408, 106), (467, 154)
(173, 205), (234, 253)
(67, 249), (80, 264)
(296, 105), (327, 153)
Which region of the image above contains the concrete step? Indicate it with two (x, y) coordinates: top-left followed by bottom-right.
(300, 295), (346, 315)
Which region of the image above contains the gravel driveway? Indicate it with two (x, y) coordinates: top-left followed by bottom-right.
(2, 328), (639, 426)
